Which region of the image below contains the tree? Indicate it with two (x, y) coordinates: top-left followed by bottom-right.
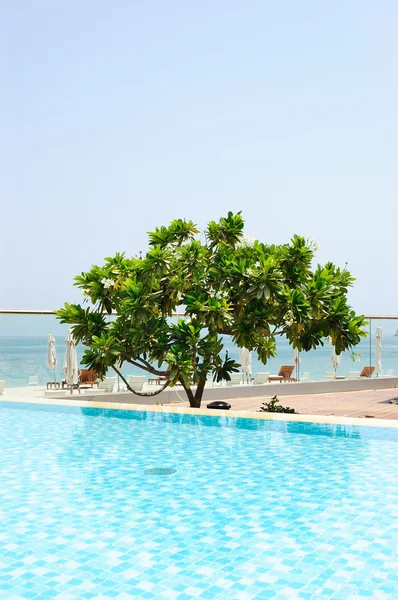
(57, 212), (366, 407)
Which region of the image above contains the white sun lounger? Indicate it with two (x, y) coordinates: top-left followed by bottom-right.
(324, 372), (336, 380)
(227, 373), (242, 386)
(253, 372), (270, 384)
(128, 375), (146, 391)
(99, 377), (116, 393)
(380, 370), (394, 377)
(346, 371), (360, 380)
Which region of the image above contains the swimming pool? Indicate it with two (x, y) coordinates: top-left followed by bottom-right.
(0, 402), (397, 599)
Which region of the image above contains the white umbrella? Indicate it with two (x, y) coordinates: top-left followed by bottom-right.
(46, 332), (57, 382)
(331, 346), (340, 373)
(115, 358), (122, 392)
(63, 329), (79, 392)
(239, 347), (252, 383)
(375, 327), (382, 376)
(293, 347), (300, 381)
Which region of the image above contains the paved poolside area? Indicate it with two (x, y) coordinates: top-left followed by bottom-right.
(167, 388), (398, 420)
(3, 384), (398, 422)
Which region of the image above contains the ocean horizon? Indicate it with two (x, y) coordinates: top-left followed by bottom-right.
(1, 326), (397, 388)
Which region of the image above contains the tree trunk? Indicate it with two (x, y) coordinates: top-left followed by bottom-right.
(180, 378), (195, 406)
(188, 376), (206, 408)
(189, 398), (202, 408)
(180, 375), (206, 408)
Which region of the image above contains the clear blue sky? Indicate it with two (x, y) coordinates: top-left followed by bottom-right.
(1, 1), (397, 316)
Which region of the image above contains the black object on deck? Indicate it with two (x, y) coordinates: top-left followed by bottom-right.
(207, 401), (231, 410)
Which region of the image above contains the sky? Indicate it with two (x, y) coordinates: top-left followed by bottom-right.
(1, 1), (397, 319)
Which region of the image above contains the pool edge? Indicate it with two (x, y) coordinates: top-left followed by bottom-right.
(1, 396), (398, 428)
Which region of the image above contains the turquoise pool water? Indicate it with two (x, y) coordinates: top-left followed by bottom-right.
(0, 403), (397, 599)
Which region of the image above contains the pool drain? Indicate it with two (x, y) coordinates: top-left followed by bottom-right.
(144, 467), (177, 476)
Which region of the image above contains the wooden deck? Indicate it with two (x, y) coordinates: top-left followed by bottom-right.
(169, 388), (398, 420)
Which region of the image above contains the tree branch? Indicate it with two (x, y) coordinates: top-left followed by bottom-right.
(215, 325), (234, 336)
(134, 355), (167, 373)
(112, 366), (171, 397)
(124, 358), (168, 376)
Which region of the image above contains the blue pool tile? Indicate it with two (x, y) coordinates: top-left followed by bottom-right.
(0, 403), (397, 599)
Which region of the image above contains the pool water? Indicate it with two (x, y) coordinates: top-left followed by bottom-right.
(0, 403), (397, 599)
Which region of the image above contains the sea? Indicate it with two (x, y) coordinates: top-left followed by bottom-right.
(0, 315), (397, 388)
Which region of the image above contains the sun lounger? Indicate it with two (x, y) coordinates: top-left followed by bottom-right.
(29, 376), (39, 386)
(252, 372), (270, 384)
(0, 380), (5, 395)
(268, 365), (296, 382)
(359, 366), (375, 378)
(300, 372), (310, 382)
(227, 373), (242, 385)
(128, 375), (146, 391)
(325, 372), (336, 380)
(79, 369), (99, 387)
(99, 377), (116, 393)
(345, 368), (374, 380)
(346, 371), (360, 380)
(380, 370), (394, 377)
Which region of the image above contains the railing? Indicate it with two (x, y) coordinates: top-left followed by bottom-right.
(0, 310), (397, 388)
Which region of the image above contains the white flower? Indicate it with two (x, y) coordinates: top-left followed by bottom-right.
(246, 268), (254, 276)
(255, 261), (260, 268)
(101, 277), (114, 289)
(351, 352), (362, 363)
(236, 235), (255, 248)
(305, 237), (320, 254)
(209, 289), (229, 299)
(285, 310), (294, 327)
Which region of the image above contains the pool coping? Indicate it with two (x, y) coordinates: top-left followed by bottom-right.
(2, 396), (398, 428)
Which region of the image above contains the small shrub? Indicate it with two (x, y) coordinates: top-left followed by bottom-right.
(259, 395), (297, 414)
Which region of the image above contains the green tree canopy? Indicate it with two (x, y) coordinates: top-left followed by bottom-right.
(57, 212), (366, 407)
